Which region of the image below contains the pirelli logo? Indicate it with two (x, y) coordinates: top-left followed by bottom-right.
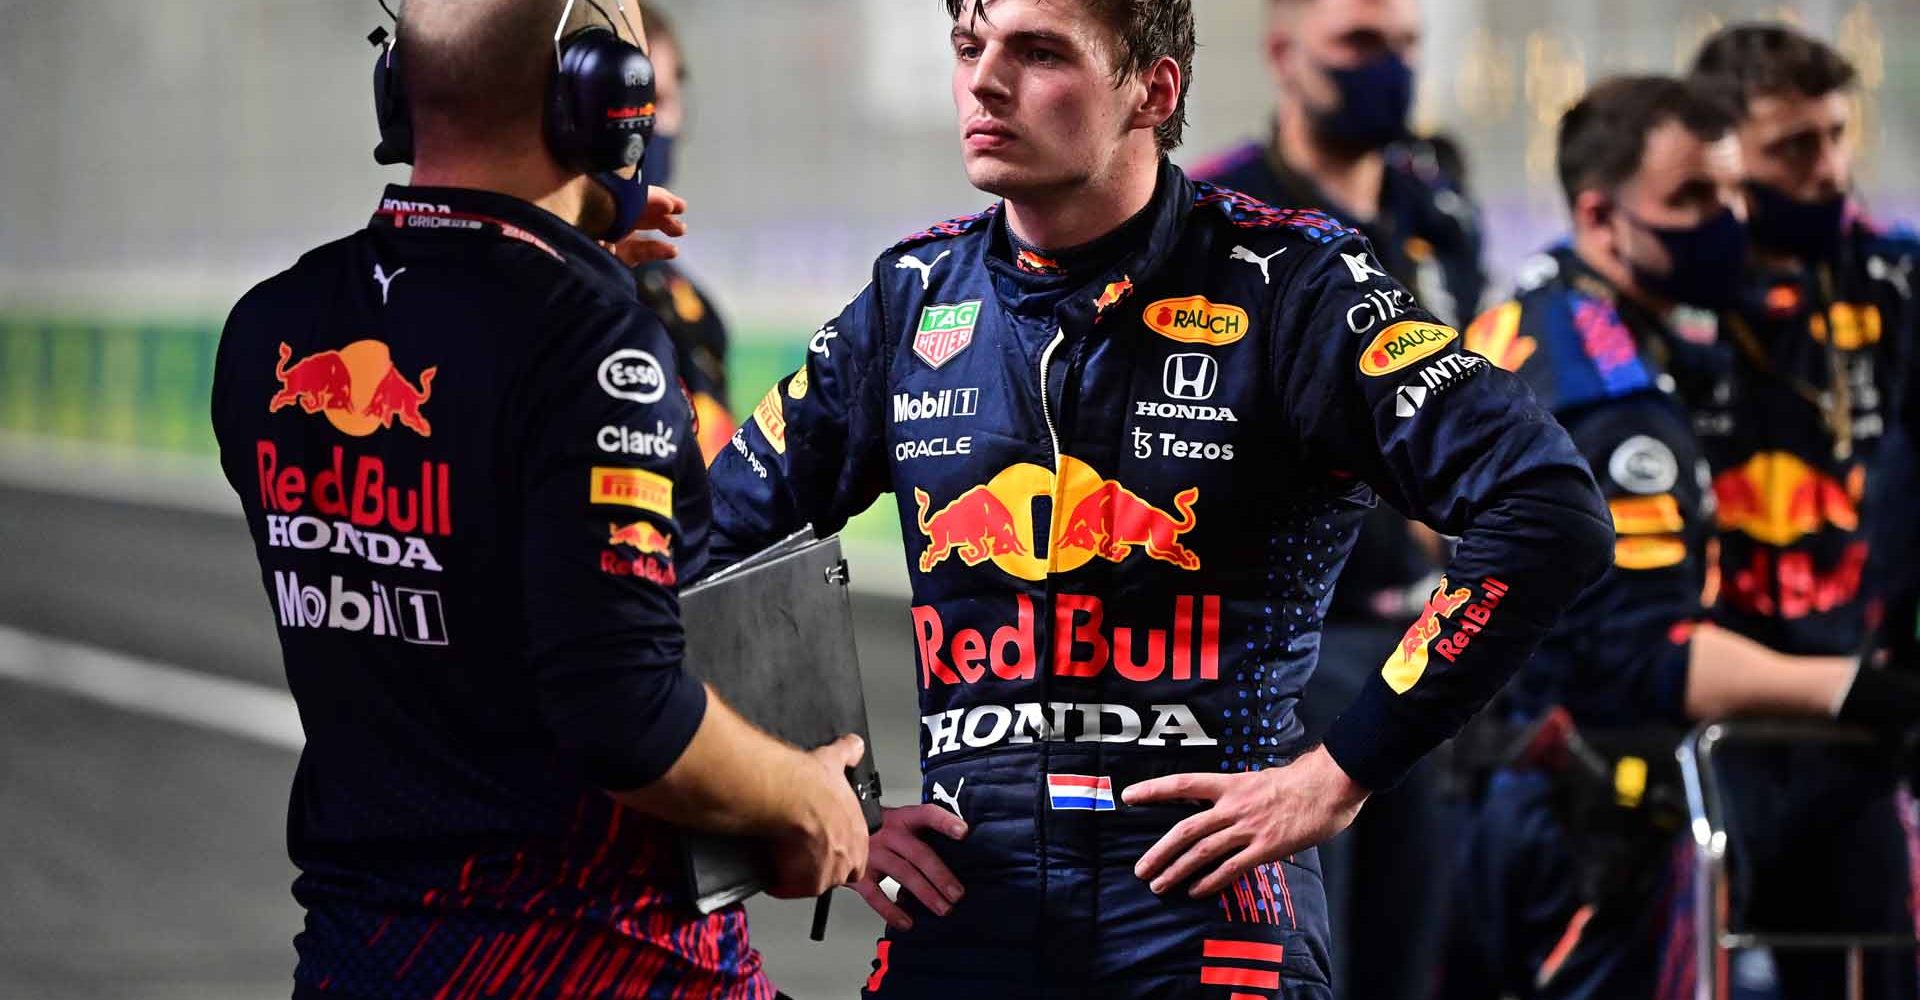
(590, 466), (673, 518)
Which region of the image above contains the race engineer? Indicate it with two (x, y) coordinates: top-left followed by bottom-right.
(1188, 2), (1483, 994)
(629, 1), (737, 462)
(704, 0), (1613, 995)
(1447, 74), (1920, 1000)
(211, 2), (867, 997)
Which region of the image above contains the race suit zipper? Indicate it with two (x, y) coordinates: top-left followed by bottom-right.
(1038, 329), (1066, 470)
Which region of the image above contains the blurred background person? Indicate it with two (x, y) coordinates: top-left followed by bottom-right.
(631, 1), (737, 463)
(1190, 2), (1474, 995)
(1673, 24), (1920, 999)
(1451, 73), (1920, 1000)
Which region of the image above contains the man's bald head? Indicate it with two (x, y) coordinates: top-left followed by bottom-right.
(400, 0), (636, 156)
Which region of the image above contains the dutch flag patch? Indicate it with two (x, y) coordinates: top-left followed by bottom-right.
(1046, 774), (1115, 811)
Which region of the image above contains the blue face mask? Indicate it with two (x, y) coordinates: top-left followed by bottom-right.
(592, 167), (652, 242)
(1747, 182), (1847, 261)
(640, 132), (676, 191)
(1625, 207), (1751, 310)
(1312, 52), (1415, 151)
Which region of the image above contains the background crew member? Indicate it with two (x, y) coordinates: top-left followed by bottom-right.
(1680, 25), (1920, 998)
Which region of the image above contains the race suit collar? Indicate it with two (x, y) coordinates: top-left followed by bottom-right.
(1025, 159), (1194, 332)
(369, 184), (637, 300)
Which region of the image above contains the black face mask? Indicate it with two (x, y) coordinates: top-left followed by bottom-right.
(640, 132), (677, 191)
(1309, 52), (1414, 152)
(1747, 182), (1847, 261)
(1624, 207), (1751, 310)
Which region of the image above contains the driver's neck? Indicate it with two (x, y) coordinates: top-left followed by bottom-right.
(409, 139), (598, 230)
(1274, 101), (1386, 223)
(1003, 146), (1162, 251)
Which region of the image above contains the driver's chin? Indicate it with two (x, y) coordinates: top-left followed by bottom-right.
(965, 155), (1072, 202)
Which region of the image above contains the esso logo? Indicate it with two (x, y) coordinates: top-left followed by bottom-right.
(598, 349), (666, 404)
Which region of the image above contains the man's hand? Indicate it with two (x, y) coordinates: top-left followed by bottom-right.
(850, 804), (968, 930)
(1124, 746), (1369, 898)
(603, 185), (689, 266)
(767, 734), (871, 899)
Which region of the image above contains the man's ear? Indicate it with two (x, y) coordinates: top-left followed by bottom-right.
(1572, 188), (1617, 250)
(1131, 55), (1182, 135)
(1267, 27), (1293, 90)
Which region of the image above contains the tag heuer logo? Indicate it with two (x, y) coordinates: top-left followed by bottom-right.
(914, 301), (982, 369)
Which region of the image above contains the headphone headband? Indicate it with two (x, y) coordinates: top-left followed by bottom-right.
(369, 1), (656, 176)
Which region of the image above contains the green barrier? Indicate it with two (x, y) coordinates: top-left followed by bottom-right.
(0, 316), (903, 550)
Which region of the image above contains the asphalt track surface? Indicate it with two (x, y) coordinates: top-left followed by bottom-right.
(0, 482), (925, 1000)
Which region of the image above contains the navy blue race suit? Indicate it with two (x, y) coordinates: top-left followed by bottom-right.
(705, 161), (1612, 998)
(212, 185), (771, 1000)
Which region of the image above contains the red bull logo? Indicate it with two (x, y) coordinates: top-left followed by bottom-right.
(911, 592), (1220, 690)
(1725, 541), (1868, 620)
(915, 486), (1029, 572)
(913, 455), (1200, 580)
(1381, 576), (1473, 693)
(255, 441), (452, 537)
(609, 520), (673, 558)
(1056, 481), (1200, 570)
(270, 341), (437, 438)
(1713, 451), (1862, 547)
(1094, 277), (1134, 315)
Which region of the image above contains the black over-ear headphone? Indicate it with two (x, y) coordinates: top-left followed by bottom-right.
(370, 0), (656, 173)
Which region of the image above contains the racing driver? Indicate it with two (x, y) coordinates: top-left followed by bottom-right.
(707, 1), (1613, 996)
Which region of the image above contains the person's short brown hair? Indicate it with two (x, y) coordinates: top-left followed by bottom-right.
(1557, 75), (1739, 208)
(944, 0), (1196, 154)
(1689, 23), (1858, 116)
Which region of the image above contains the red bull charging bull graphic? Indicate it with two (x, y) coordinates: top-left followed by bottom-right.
(1713, 450), (1862, 547)
(1381, 576), (1474, 693)
(271, 341), (437, 438)
(608, 520), (673, 558)
(913, 455), (1200, 580)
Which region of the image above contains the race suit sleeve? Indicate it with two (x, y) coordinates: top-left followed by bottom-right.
(1275, 234), (1614, 790)
(706, 280), (892, 571)
(518, 306), (709, 791)
(1536, 402), (1704, 727)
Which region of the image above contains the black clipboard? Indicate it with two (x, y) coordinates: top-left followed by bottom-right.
(676, 528), (884, 913)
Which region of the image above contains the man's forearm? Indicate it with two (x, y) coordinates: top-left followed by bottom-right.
(612, 687), (817, 836)
(1683, 623), (1856, 721)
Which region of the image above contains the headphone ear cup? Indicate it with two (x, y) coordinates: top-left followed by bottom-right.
(372, 45), (414, 165)
(547, 27), (655, 174)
